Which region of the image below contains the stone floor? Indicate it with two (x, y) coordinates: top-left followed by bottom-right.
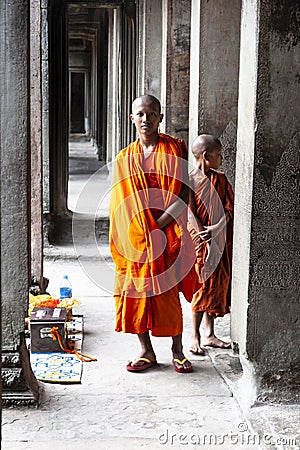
(68, 136), (111, 217)
(2, 138), (299, 450)
(2, 248), (299, 450)
(1, 251), (254, 450)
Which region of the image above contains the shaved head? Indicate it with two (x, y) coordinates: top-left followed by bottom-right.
(132, 94), (161, 113)
(192, 134), (222, 159)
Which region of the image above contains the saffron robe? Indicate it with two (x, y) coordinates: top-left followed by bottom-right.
(188, 168), (234, 317)
(109, 133), (197, 336)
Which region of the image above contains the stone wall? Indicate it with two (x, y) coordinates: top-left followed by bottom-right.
(136, 0), (163, 105)
(198, 0), (241, 188)
(232, 0), (300, 403)
(165, 0), (191, 145)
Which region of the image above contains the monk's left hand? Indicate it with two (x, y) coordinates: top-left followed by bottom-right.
(201, 215), (227, 241)
(198, 227), (212, 241)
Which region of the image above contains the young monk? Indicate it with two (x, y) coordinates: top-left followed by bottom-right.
(188, 134), (234, 355)
(109, 94), (197, 373)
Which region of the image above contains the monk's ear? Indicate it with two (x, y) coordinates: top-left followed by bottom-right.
(130, 113), (134, 123)
(203, 150), (209, 161)
(159, 114), (164, 123)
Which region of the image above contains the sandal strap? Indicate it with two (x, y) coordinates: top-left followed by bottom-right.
(173, 357), (188, 365)
(133, 357), (152, 364)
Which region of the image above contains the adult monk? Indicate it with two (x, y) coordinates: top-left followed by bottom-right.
(109, 94), (197, 373)
(188, 135), (234, 355)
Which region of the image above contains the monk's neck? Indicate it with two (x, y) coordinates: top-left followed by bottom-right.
(139, 134), (159, 153)
(197, 159), (210, 175)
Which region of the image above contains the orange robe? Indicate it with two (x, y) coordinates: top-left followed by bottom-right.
(188, 168), (234, 317)
(109, 133), (197, 336)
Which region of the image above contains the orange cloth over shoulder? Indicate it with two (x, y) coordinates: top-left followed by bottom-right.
(188, 168), (234, 317)
(109, 133), (197, 301)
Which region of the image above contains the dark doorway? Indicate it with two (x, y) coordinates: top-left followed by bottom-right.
(70, 72), (85, 133)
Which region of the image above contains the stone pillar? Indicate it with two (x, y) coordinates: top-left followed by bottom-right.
(48, 0), (68, 217)
(42, 0), (50, 213)
(91, 29), (98, 153)
(0, 0), (39, 404)
(106, 8), (122, 165)
(164, 0), (191, 145)
(46, 0), (70, 243)
(30, 0), (43, 284)
(120, 0), (136, 148)
(189, 0), (241, 186)
(232, 0), (300, 404)
(188, 0), (201, 155)
(96, 11), (109, 158)
(136, 0), (163, 100)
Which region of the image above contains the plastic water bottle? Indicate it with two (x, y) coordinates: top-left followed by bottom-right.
(59, 275), (72, 300)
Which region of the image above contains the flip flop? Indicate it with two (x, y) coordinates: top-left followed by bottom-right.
(172, 358), (193, 373)
(126, 357), (157, 372)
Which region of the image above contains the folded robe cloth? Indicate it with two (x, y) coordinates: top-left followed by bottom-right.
(109, 132), (197, 300)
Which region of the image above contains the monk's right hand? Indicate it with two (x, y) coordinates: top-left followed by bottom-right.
(198, 228), (211, 242)
(192, 231), (209, 245)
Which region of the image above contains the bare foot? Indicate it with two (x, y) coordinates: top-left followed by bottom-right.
(201, 335), (231, 349)
(189, 338), (205, 356)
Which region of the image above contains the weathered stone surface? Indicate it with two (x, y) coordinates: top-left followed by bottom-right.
(189, 0), (241, 185)
(2, 352), (22, 368)
(0, 0), (29, 348)
(30, 0), (43, 281)
(2, 368), (28, 391)
(198, 0), (241, 138)
(0, 0), (39, 403)
(2, 335), (39, 403)
(165, 0), (191, 144)
(48, 0), (68, 216)
(232, 0), (300, 403)
(41, 4), (50, 212)
(219, 121), (238, 189)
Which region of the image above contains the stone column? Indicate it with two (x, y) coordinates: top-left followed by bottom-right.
(136, 0), (163, 100)
(0, 0), (39, 404)
(189, 0), (241, 186)
(96, 10), (109, 158)
(30, 0), (43, 284)
(232, 0), (300, 404)
(91, 29), (98, 153)
(48, 0), (68, 217)
(164, 0), (191, 145)
(106, 8), (122, 166)
(188, 0), (201, 155)
(42, 0), (50, 213)
(46, 0), (70, 243)
(120, 0), (136, 148)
